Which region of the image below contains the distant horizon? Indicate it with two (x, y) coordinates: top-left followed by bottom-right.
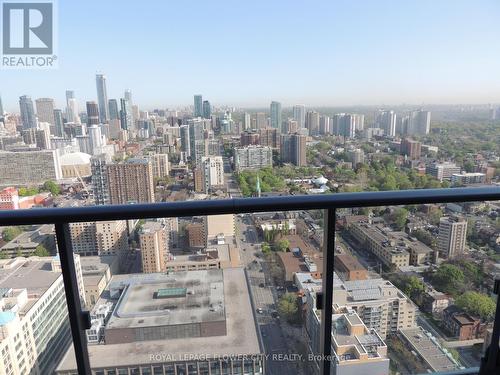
(1, 1), (499, 112)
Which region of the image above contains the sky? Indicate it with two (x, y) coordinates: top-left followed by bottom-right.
(1, 0), (500, 111)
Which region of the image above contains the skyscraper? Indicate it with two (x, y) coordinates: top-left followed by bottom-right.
(407, 110), (431, 136)
(106, 159), (155, 204)
(53, 109), (65, 137)
(293, 104), (306, 128)
(377, 110), (396, 137)
(437, 216), (467, 259)
(66, 91), (80, 124)
(91, 155), (109, 205)
(243, 112), (251, 130)
(120, 98), (133, 130)
(270, 101), (282, 131)
(35, 98), (56, 126)
(88, 125), (104, 155)
(280, 133), (306, 166)
(124, 89), (133, 103)
(96, 74), (109, 123)
(202, 100), (211, 119)
(19, 95), (37, 129)
(256, 112), (267, 129)
(194, 95), (203, 117)
(305, 111), (320, 136)
(108, 99), (120, 121)
(86, 101), (100, 125)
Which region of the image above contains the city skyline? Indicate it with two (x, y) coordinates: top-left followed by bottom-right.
(1, 0), (500, 110)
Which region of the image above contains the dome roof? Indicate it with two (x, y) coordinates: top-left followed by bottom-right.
(60, 152), (92, 166)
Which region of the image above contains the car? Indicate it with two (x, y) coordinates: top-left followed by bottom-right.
(256, 308), (264, 314)
(259, 283), (265, 288)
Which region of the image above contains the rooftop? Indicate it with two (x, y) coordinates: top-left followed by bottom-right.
(56, 268), (261, 371)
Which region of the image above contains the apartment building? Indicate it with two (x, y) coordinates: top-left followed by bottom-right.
(306, 292), (389, 375)
(0, 150), (62, 186)
(69, 220), (128, 257)
(0, 256), (84, 375)
(139, 221), (169, 273)
(437, 216), (467, 259)
(234, 145), (273, 172)
(106, 159), (155, 204)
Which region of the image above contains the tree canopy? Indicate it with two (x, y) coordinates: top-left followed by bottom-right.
(455, 291), (496, 321)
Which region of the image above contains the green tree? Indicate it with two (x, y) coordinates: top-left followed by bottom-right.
(432, 264), (465, 295)
(2, 227), (22, 242)
(277, 293), (298, 323)
(261, 242), (271, 254)
(389, 208), (409, 230)
(42, 180), (61, 196)
(275, 239), (290, 252)
(0, 251), (7, 259)
(33, 245), (50, 257)
(455, 291), (496, 320)
(412, 229), (436, 248)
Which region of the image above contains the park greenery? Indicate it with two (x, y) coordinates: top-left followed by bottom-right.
(431, 260), (486, 298)
(18, 180), (61, 197)
(236, 168), (286, 197)
(277, 293), (300, 323)
(33, 245), (50, 257)
(2, 227), (23, 242)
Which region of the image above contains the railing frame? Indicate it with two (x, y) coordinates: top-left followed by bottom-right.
(0, 187), (499, 375)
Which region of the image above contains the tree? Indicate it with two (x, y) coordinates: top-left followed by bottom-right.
(388, 208), (409, 230)
(0, 251), (7, 259)
(261, 242), (271, 254)
(277, 293), (298, 323)
(455, 291), (495, 321)
(275, 239), (290, 252)
(432, 264), (465, 295)
(42, 180), (61, 196)
(2, 227), (22, 242)
(33, 245), (50, 257)
(412, 229), (436, 248)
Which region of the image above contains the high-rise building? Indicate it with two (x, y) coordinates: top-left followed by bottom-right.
(0, 149), (61, 185)
(202, 100), (211, 119)
(86, 101), (100, 125)
(234, 146), (273, 172)
(65, 90), (80, 123)
(35, 98), (56, 126)
(305, 111), (320, 136)
(88, 125), (104, 155)
(120, 98), (133, 131)
(243, 112), (251, 130)
(35, 128), (51, 150)
(108, 99), (119, 121)
(255, 112), (267, 129)
(284, 119), (299, 134)
(293, 104), (306, 128)
(377, 110), (396, 137)
(96, 74), (109, 123)
(438, 217), (467, 259)
(188, 118), (208, 164)
(0, 256), (84, 375)
(140, 221), (169, 273)
(19, 95), (37, 129)
(54, 109), (65, 137)
(258, 127), (279, 148)
(319, 115), (331, 135)
(347, 148), (365, 166)
(270, 101), (282, 130)
(106, 159), (155, 204)
(124, 89), (133, 103)
(148, 153), (170, 179)
(91, 155), (109, 205)
(400, 138), (422, 160)
(280, 133), (306, 166)
(69, 220), (128, 257)
(407, 110), (431, 135)
(194, 94), (203, 117)
(240, 130), (260, 146)
(195, 156), (224, 193)
(180, 124), (190, 156)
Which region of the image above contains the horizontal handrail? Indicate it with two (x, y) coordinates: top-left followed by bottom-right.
(0, 187), (499, 226)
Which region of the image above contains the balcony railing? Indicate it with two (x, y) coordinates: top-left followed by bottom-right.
(1, 187), (500, 375)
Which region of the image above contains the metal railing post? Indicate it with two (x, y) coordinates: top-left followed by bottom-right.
(479, 279), (500, 375)
(55, 223), (92, 375)
(320, 208), (336, 375)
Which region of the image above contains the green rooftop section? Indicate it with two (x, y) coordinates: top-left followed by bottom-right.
(155, 287), (187, 299)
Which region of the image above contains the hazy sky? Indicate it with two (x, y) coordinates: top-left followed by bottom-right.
(1, 0), (500, 111)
